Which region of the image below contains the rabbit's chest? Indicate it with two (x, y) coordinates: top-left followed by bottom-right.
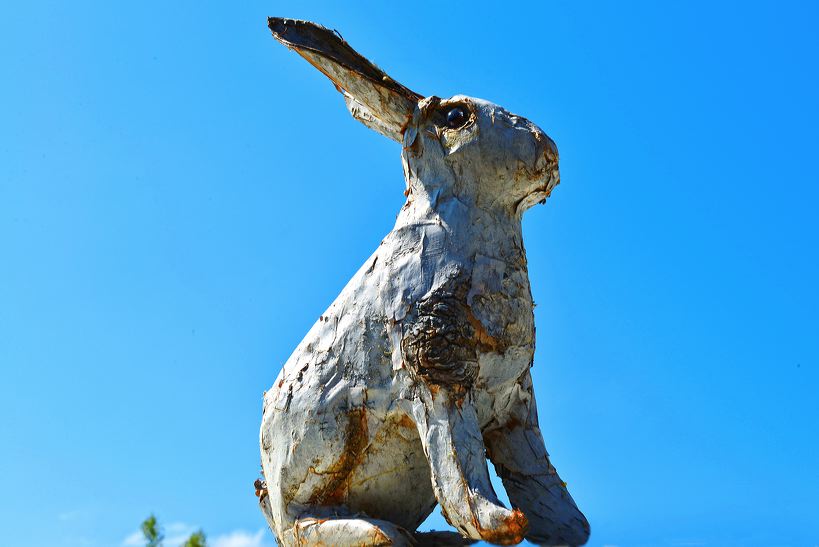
(467, 253), (535, 349)
(399, 256), (533, 391)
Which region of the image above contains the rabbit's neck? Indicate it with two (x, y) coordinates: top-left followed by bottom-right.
(396, 194), (526, 266)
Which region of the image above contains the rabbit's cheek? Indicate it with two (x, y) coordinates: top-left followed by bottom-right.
(440, 122), (479, 156)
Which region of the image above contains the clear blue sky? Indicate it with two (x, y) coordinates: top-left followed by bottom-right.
(1, 2), (817, 546)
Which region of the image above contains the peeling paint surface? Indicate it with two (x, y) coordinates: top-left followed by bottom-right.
(260, 18), (589, 547)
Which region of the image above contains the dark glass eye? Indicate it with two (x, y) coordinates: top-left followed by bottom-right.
(446, 106), (468, 129)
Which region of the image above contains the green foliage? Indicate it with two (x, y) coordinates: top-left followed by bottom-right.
(139, 515), (206, 547)
(141, 515), (163, 547)
(182, 530), (207, 547)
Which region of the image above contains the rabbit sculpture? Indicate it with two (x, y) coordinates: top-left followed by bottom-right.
(258, 18), (590, 547)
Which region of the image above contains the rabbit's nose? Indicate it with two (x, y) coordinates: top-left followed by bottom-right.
(533, 130), (559, 165)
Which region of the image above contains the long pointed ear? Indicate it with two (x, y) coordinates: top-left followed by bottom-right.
(268, 18), (422, 142)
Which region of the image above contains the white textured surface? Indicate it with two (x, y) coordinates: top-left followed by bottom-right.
(259, 18), (589, 546)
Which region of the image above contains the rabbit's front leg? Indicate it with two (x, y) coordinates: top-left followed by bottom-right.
(409, 386), (528, 545)
(483, 373), (590, 546)
(400, 278), (526, 543)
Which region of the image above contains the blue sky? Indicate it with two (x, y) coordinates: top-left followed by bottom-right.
(1, 1), (817, 546)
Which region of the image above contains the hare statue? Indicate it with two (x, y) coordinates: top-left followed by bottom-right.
(257, 18), (590, 547)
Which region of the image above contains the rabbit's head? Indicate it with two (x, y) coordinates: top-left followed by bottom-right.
(269, 18), (559, 216)
(402, 95), (559, 215)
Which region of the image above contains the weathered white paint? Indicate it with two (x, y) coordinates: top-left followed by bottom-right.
(258, 18), (590, 547)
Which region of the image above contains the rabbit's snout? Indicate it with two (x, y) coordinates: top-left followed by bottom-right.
(506, 112), (558, 165)
(535, 130), (559, 166)
(510, 126), (560, 213)
(519, 127), (559, 185)
(531, 129), (559, 175)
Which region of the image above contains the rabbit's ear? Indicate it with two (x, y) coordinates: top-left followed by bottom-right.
(269, 18), (422, 142)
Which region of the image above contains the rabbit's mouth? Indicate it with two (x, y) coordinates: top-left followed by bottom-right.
(514, 167), (560, 215)
(516, 128), (560, 213)
(511, 128), (560, 214)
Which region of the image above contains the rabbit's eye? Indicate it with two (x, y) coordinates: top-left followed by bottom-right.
(446, 107), (468, 129)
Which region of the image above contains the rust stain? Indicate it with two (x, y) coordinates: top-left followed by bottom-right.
(396, 414), (415, 429)
(505, 415), (522, 430)
(308, 407), (369, 506)
(475, 507), (529, 545)
(514, 160), (533, 182)
(464, 304), (504, 353)
(439, 505), (454, 527)
(253, 478), (268, 502)
(367, 524), (392, 546)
